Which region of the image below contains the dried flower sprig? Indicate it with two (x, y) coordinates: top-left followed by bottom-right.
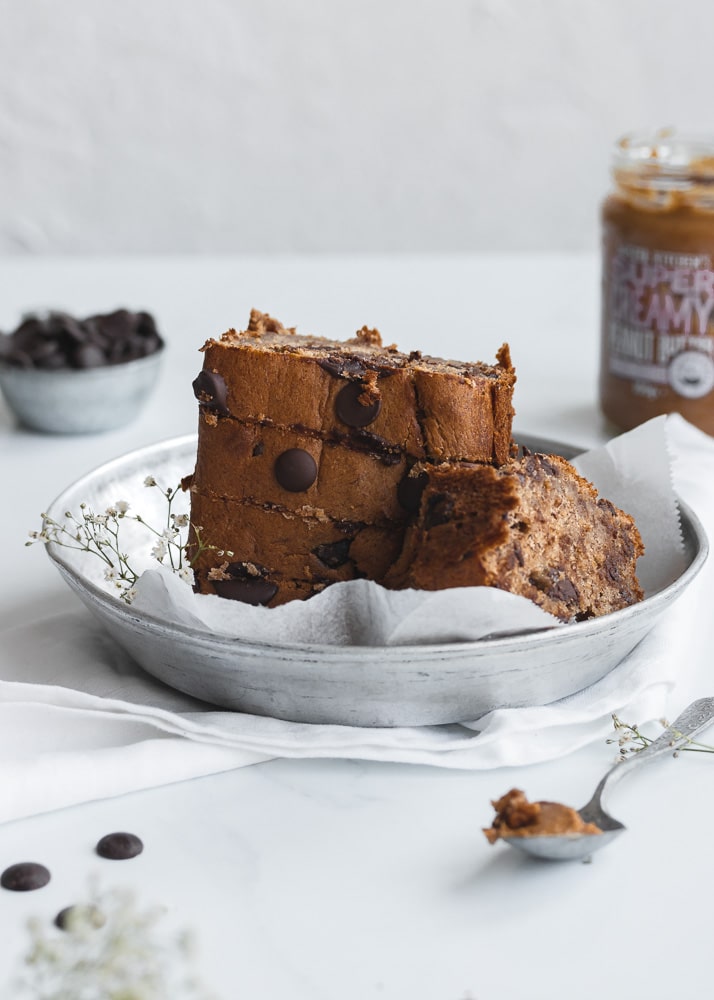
(14, 882), (217, 999)
(608, 714), (714, 761)
(28, 477), (214, 603)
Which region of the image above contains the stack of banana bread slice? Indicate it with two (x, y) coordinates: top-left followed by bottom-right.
(187, 309), (516, 607)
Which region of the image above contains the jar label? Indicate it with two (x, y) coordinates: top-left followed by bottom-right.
(606, 244), (714, 399)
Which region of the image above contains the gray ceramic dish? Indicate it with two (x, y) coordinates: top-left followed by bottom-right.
(0, 348), (164, 434)
(43, 433), (708, 727)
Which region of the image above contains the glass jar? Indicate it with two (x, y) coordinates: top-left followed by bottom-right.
(600, 131), (714, 435)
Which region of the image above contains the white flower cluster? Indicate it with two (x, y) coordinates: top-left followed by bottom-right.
(28, 476), (204, 604)
(14, 883), (217, 1000)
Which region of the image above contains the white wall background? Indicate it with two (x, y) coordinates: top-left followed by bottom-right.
(1, 0), (712, 254)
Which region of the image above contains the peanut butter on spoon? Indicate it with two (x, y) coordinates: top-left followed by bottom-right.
(483, 788), (602, 844)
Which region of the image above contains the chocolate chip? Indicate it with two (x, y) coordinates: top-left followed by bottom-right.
(529, 568), (558, 593)
(252, 441), (265, 457)
(397, 471), (428, 512)
(192, 370), (229, 415)
(212, 561), (279, 605)
(1, 310), (163, 370)
(424, 493), (455, 529)
(575, 609), (595, 622)
(25, 338), (61, 364)
(318, 355), (367, 378)
(340, 428), (402, 466)
(536, 455), (560, 477)
(549, 577), (580, 604)
(55, 905), (106, 931)
(213, 577), (278, 605)
(548, 576), (580, 604)
(313, 538), (352, 568)
(96, 832), (144, 860)
(274, 448), (317, 492)
(1, 862), (51, 891)
(74, 342), (107, 369)
(13, 316), (50, 349)
(604, 556), (622, 583)
(90, 309), (133, 341)
(335, 381), (382, 428)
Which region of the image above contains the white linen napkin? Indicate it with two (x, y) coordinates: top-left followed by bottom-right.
(1, 414), (711, 824)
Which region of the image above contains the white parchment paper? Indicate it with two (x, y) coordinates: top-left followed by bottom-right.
(132, 415), (686, 644)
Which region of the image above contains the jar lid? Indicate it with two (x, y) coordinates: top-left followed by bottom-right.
(614, 130), (714, 188)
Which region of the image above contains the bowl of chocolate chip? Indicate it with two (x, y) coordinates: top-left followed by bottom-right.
(0, 309), (165, 434)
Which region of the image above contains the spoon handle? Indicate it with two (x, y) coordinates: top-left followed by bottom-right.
(586, 697), (714, 808)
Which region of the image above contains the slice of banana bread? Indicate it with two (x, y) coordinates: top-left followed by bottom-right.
(187, 310), (516, 606)
(194, 309), (516, 468)
(383, 452), (644, 621)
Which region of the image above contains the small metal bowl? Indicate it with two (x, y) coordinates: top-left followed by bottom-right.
(0, 348), (164, 434)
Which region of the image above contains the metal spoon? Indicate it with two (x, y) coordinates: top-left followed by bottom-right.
(502, 697), (714, 862)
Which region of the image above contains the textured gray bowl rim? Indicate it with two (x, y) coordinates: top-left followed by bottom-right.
(44, 432), (709, 663)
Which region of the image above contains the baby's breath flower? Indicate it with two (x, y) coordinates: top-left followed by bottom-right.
(29, 473), (218, 605)
(151, 538), (168, 562)
(608, 713), (714, 759)
(13, 882), (215, 999)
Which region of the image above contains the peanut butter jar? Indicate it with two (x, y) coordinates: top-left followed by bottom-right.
(600, 132), (714, 435)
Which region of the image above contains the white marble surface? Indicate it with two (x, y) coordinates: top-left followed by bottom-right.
(0, 254), (712, 998)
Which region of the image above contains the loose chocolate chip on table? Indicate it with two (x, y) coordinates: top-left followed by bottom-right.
(96, 832), (144, 860)
(335, 381), (382, 428)
(192, 370), (229, 415)
(397, 471), (429, 512)
(1, 862), (51, 891)
(55, 904), (106, 931)
(213, 577), (278, 606)
(274, 448), (318, 492)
